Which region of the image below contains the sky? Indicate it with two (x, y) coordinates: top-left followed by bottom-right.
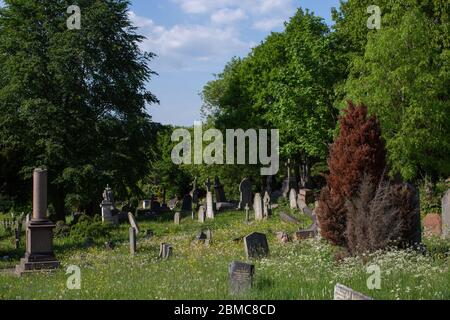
(0, 0), (343, 126)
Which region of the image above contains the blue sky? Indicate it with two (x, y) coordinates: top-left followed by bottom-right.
(128, 0), (342, 126)
(0, 0), (342, 126)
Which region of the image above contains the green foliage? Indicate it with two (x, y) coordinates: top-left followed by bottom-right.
(68, 215), (112, 242)
(0, 0), (159, 217)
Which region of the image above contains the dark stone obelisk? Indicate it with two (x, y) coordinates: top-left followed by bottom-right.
(15, 168), (60, 275)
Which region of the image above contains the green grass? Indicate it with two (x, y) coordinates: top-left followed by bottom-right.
(0, 208), (449, 300)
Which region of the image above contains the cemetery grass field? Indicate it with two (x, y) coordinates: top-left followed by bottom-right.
(0, 208), (449, 300)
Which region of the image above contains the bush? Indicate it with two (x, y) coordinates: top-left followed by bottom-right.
(345, 175), (421, 255)
(69, 215), (112, 242)
(317, 102), (387, 246)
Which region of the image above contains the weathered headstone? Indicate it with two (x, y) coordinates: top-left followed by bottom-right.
(279, 212), (300, 225)
(128, 212), (140, 234)
(129, 227), (136, 255)
(289, 189), (298, 209)
(253, 193), (264, 221)
(198, 206), (206, 223)
(181, 194), (192, 212)
(244, 232), (269, 259)
(214, 176), (227, 203)
(443, 190), (450, 238)
(276, 232), (290, 243)
(206, 191), (215, 219)
(334, 284), (373, 300)
(239, 178), (252, 210)
(298, 189), (314, 205)
(229, 261), (255, 295)
(174, 212), (181, 225)
(15, 168), (60, 275)
(142, 200), (151, 210)
(159, 243), (172, 259)
(423, 214), (442, 237)
(100, 185), (117, 224)
(263, 191), (271, 219)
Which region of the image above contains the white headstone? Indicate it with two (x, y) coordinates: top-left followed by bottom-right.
(334, 283), (373, 300)
(289, 189), (297, 209)
(206, 191), (214, 219)
(198, 206), (206, 223)
(253, 193), (263, 221)
(128, 212), (140, 234)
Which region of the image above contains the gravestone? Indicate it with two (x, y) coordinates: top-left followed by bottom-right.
(276, 232), (290, 243)
(279, 212), (300, 225)
(168, 197), (179, 211)
(195, 229), (212, 245)
(129, 227), (136, 255)
(282, 159), (297, 198)
(289, 189), (298, 209)
(181, 194), (192, 212)
(293, 230), (317, 241)
(142, 200), (151, 210)
(214, 176), (227, 203)
(198, 206), (206, 223)
(229, 261), (255, 295)
(253, 193), (264, 221)
(128, 212), (140, 234)
(298, 189), (314, 205)
(15, 168), (60, 275)
(206, 191), (215, 219)
(244, 232), (269, 259)
(263, 191), (271, 219)
(443, 190), (450, 238)
(159, 243), (172, 259)
(334, 283), (373, 300)
(100, 185), (118, 224)
(239, 178), (253, 210)
(174, 212), (181, 225)
(423, 214), (442, 237)
(297, 194), (307, 210)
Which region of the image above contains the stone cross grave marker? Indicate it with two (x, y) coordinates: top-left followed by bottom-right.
(443, 190), (450, 238)
(229, 261), (255, 295)
(244, 232), (269, 259)
(253, 193), (264, 221)
(128, 212), (140, 234)
(334, 283), (373, 300)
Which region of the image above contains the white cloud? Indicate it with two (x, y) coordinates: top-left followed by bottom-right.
(128, 12), (251, 71)
(211, 8), (247, 25)
(253, 17), (285, 31)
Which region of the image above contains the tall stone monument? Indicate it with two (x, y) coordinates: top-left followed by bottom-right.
(205, 178), (215, 219)
(442, 190), (450, 238)
(100, 185), (117, 224)
(15, 168), (60, 275)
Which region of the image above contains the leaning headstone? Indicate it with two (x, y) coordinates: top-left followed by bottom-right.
(174, 212), (181, 225)
(198, 206), (206, 223)
(129, 227), (136, 255)
(206, 191), (214, 219)
(443, 190), (450, 238)
(239, 178), (253, 210)
(244, 232), (269, 259)
(289, 189), (298, 209)
(334, 283), (373, 300)
(128, 212), (140, 234)
(159, 243), (172, 259)
(279, 212), (300, 225)
(229, 261), (255, 295)
(253, 193), (264, 221)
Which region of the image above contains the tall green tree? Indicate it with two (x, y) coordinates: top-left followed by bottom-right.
(0, 0), (159, 218)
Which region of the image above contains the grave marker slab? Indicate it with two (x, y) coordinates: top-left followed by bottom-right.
(198, 206), (206, 223)
(174, 212), (181, 225)
(279, 212), (300, 225)
(159, 243), (172, 259)
(239, 178), (252, 209)
(289, 189), (298, 209)
(244, 232), (269, 259)
(129, 227), (136, 255)
(334, 284), (373, 300)
(229, 261), (255, 295)
(206, 191), (215, 219)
